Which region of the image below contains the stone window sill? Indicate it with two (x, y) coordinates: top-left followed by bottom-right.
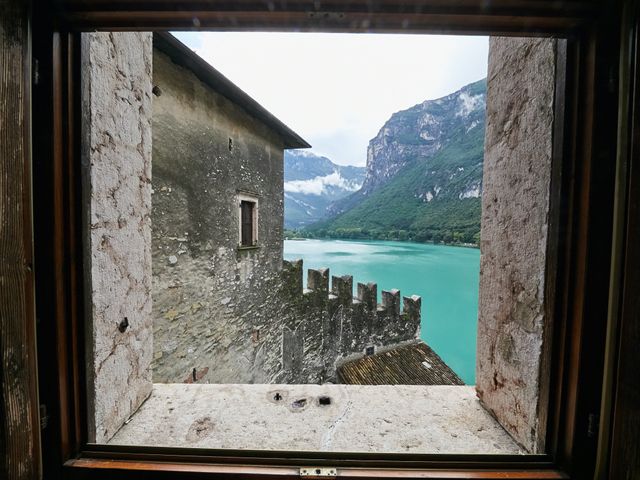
(108, 384), (522, 454)
(237, 245), (260, 251)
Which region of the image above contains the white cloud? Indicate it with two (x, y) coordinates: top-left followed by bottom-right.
(284, 172), (361, 196)
(173, 32), (488, 166)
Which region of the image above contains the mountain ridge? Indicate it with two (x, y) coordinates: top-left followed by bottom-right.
(307, 78), (487, 245)
(284, 150), (365, 228)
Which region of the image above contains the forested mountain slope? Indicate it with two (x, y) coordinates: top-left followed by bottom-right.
(308, 79), (486, 245)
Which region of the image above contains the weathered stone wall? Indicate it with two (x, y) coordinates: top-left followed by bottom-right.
(151, 47), (286, 384)
(81, 32), (153, 443)
(476, 37), (556, 453)
(151, 45), (421, 384)
(266, 260), (421, 383)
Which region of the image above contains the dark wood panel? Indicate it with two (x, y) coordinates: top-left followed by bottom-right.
(564, 8), (622, 476)
(0, 0), (40, 479)
(610, 3), (640, 477)
(52, 0), (599, 33)
(56, 0), (596, 14)
(57, 11), (586, 35)
(32, 1), (623, 479)
(65, 458), (568, 480)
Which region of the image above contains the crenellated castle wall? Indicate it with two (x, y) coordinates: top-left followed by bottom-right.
(152, 254), (421, 385)
(270, 260), (421, 383)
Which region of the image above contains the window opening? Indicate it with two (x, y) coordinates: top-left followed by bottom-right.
(80, 30), (559, 456)
(240, 199), (256, 246)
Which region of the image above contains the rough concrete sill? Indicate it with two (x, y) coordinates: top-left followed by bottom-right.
(109, 384), (522, 454)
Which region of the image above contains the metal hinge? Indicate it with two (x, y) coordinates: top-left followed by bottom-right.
(300, 467), (337, 478)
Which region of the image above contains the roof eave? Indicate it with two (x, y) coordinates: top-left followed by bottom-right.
(153, 32), (311, 150)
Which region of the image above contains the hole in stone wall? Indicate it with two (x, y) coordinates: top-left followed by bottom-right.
(291, 398), (307, 409)
(118, 317), (129, 333)
(318, 396), (331, 406)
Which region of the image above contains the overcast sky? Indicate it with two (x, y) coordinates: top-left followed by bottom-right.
(173, 32), (488, 166)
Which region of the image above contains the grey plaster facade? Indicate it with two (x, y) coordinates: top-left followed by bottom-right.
(81, 32), (154, 444)
(476, 37), (557, 453)
(151, 42), (291, 384)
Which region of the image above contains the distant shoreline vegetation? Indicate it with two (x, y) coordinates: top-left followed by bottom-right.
(284, 228), (480, 248)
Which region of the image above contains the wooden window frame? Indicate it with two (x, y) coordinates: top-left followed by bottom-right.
(238, 192), (259, 248)
(241, 200), (255, 246)
(28, 1), (629, 479)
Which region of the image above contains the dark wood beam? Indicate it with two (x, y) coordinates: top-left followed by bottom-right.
(0, 0), (40, 478)
(53, 0), (597, 34)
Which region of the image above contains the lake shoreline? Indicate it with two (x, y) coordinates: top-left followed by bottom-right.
(284, 235), (480, 250)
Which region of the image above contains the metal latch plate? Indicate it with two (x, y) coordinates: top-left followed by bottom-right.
(300, 467), (337, 478)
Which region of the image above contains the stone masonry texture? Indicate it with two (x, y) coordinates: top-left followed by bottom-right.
(81, 32), (154, 444)
(477, 36), (556, 453)
(151, 46), (287, 384)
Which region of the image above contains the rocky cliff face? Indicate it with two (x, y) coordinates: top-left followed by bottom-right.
(328, 79), (486, 218)
(315, 79), (486, 244)
(363, 80), (486, 195)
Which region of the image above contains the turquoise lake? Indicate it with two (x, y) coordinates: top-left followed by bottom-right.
(284, 239), (480, 384)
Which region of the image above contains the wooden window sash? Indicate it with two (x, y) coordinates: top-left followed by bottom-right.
(241, 200), (255, 246)
(31, 2), (626, 479)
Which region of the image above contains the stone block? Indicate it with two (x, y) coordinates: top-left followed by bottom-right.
(282, 259), (303, 297)
(307, 268), (329, 292)
(357, 282), (377, 311)
(331, 275), (353, 306)
(82, 32), (153, 444)
(476, 36), (557, 454)
(403, 295), (422, 325)
(382, 289), (401, 317)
